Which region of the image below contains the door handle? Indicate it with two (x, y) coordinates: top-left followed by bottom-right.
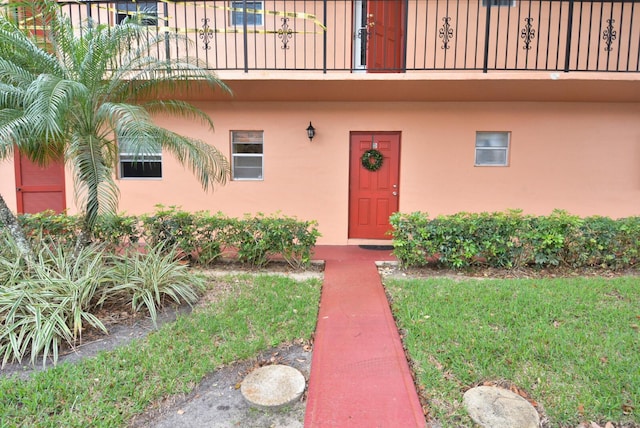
(392, 191), (398, 196)
(16, 187), (21, 192)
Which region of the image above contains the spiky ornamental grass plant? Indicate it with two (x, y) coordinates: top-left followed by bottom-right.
(0, 239), (111, 368)
(0, 235), (206, 368)
(107, 244), (206, 328)
(0, 0), (229, 249)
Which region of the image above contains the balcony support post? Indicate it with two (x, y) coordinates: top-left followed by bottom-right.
(163, 1), (170, 63)
(482, 1), (492, 73)
(402, 0), (408, 72)
(243, 0), (249, 73)
(86, 2), (92, 26)
(564, 0), (575, 72)
(323, 0), (327, 74)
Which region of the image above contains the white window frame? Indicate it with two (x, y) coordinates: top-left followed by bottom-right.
(475, 132), (510, 167)
(118, 137), (163, 179)
(353, 0), (367, 71)
(231, 130), (264, 181)
(229, 1), (264, 27)
(482, 0), (516, 6)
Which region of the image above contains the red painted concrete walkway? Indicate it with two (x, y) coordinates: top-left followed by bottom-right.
(305, 246), (426, 427)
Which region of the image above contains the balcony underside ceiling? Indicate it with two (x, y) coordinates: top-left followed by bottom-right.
(193, 72), (640, 103)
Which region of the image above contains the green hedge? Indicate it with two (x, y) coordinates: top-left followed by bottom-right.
(18, 211), (140, 251)
(17, 207), (320, 268)
(389, 210), (640, 270)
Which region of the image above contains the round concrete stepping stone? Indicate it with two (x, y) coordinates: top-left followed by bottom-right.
(240, 364), (306, 409)
(463, 386), (540, 428)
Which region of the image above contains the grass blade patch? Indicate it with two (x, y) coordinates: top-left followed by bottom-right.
(0, 274), (321, 427)
(386, 276), (640, 427)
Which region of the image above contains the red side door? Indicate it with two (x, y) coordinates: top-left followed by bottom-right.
(14, 152), (66, 214)
(349, 132), (400, 239)
(367, 0), (406, 72)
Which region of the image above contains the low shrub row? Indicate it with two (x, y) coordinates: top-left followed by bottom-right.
(18, 206), (320, 268)
(390, 210), (640, 269)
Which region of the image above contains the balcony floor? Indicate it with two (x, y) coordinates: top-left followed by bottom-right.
(198, 71), (640, 103)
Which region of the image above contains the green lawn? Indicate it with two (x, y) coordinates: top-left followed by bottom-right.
(386, 276), (639, 427)
(0, 274), (321, 427)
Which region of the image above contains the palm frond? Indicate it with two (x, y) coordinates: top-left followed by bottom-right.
(155, 128), (229, 190)
(97, 101), (152, 137)
(24, 74), (87, 141)
(83, 21), (165, 89)
(0, 134), (15, 160)
(109, 57), (230, 103)
(0, 10), (62, 76)
(0, 58), (37, 88)
(68, 133), (119, 229)
(0, 82), (25, 109)
(0, 113), (37, 155)
(1, 0), (230, 234)
(141, 100), (217, 131)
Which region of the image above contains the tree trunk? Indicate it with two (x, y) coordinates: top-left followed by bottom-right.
(73, 216), (93, 257)
(0, 193), (34, 261)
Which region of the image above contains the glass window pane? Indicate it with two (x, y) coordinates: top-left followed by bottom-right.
(119, 136), (162, 178)
(121, 161), (162, 178)
(231, 1), (263, 26)
(231, 130), (263, 180)
(234, 156), (262, 168)
(119, 137), (161, 156)
(232, 156), (262, 179)
(231, 130), (263, 143)
(233, 143), (263, 154)
(233, 167), (262, 179)
(116, 1), (158, 25)
(120, 154), (161, 162)
(118, 138), (136, 153)
(476, 132), (509, 148)
(476, 148), (507, 165)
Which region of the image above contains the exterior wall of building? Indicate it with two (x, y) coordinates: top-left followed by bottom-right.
(0, 158), (17, 212)
(2, 1), (638, 245)
(111, 100), (640, 244)
(2, 97), (639, 244)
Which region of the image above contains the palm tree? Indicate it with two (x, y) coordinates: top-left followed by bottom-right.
(0, 0), (229, 254)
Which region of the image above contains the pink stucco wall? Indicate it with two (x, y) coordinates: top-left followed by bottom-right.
(0, 158), (17, 212)
(108, 99), (640, 244)
(1, 76), (639, 244)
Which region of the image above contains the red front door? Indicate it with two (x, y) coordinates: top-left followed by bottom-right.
(14, 152), (66, 214)
(349, 132), (400, 239)
(366, 0), (406, 72)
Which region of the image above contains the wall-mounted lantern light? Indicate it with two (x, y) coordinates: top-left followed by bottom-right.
(306, 122), (316, 141)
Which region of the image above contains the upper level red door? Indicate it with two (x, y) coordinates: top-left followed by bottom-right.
(366, 0), (406, 72)
(349, 132), (400, 239)
(14, 152), (66, 214)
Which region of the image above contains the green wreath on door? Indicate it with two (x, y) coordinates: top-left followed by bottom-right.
(361, 149), (384, 171)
